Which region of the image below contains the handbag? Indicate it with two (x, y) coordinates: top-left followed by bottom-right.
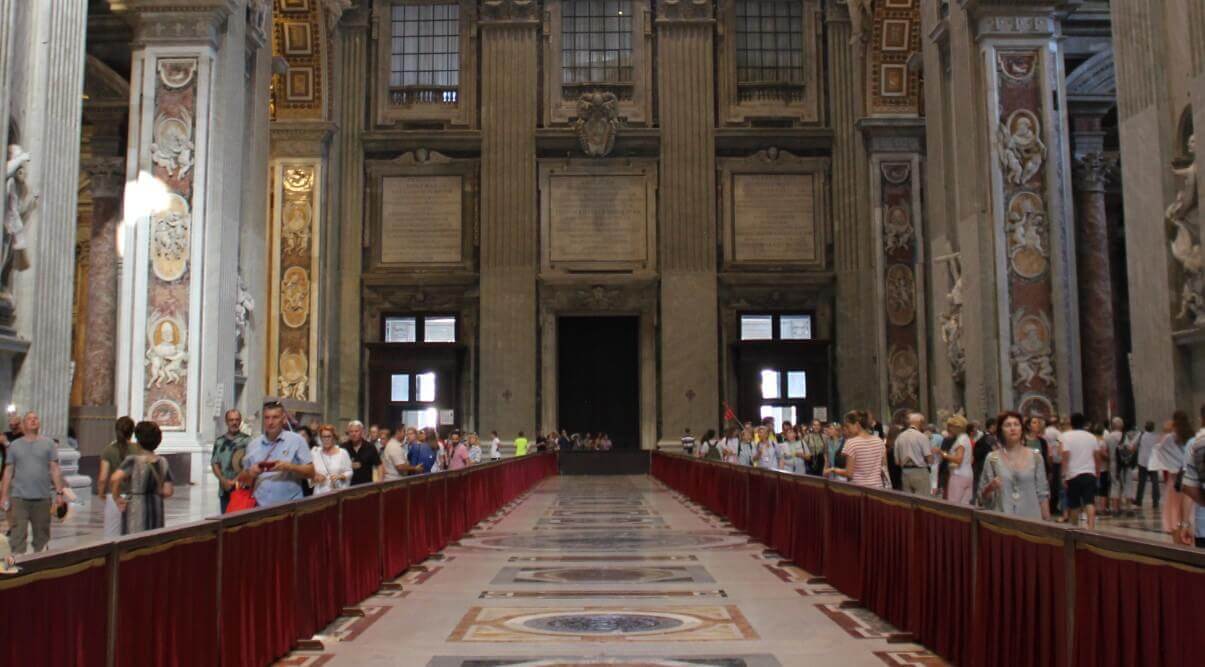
(226, 486), (257, 513)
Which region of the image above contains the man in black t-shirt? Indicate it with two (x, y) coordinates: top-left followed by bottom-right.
(342, 420), (381, 486)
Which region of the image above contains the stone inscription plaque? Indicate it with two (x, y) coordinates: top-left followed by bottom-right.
(732, 174), (815, 262)
(381, 175), (462, 264)
(549, 174), (647, 263)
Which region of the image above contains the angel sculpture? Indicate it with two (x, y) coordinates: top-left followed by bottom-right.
(996, 115), (1047, 185)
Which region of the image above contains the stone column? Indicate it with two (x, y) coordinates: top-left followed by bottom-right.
(656, 0), (718, 444)
(110, 1), (253, 480)
(827, 3), (877, 413)
(81, 154), (124, 409)
(330, 6), (368, 425)
(9, 0), (90, 441)
(1072, 150), (1119, 421)
(477, 0), (539, 440)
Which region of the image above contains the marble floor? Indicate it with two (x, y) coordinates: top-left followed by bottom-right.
(278, 476), (947, 667)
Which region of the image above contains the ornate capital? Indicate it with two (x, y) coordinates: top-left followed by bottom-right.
(656, 0), (713, 22)
(478, 0), (540, 25)
(107, 0), (239, 46)
(1073, 152), (1115, 193)
(84, 158), (127, 199)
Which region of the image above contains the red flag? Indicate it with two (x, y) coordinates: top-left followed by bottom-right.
(722, 401), (738, 424)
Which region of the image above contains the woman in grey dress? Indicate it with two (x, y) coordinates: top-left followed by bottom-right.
(109, 421), (175, 535)
(978, 411), (1050, 520)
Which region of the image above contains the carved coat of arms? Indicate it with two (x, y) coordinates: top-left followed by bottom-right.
(574, 92), (619, 158)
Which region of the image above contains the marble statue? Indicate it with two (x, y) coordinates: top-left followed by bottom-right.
(996, 112), (1047, 186)
(1167, 134), (1205, 325)
(936, 253), (966, 384)
(848, 0), (874, 45)
(235, 273), (254, 373)
(3, 144), (36, 290)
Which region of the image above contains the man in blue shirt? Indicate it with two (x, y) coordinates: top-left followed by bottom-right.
(240, 402), (313, 506)
(407, 428), (437, 474)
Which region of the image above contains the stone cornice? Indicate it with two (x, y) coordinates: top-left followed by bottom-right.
(107, 0), (240, 47)
(958, 0), (1083, 38)
(856, 117), (927, 154)
(478, 0), (540, 26)
(656, 0), (713, 23)
(270, 121), (337, 158)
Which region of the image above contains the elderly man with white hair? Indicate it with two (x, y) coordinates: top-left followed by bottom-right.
(341, 420), (381, 486)
(894, 412), (933, 496)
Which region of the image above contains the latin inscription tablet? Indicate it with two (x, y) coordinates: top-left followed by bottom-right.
(549, 174), (647, 263)
(732, 174), (816, 262)
(380, 175), (462, 264)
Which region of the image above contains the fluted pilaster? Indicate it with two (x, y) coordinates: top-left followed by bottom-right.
(333, 11), (368, 423)
(11, 0), (89, 439)
(478, 2), (539, 437)
(656, 0), (717, 442)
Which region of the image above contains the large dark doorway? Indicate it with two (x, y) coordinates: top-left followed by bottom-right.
(557, 316), (639, 449)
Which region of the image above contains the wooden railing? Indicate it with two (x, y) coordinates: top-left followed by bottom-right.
(0, 453), (558, 667)
(651, 452), (1205, 667)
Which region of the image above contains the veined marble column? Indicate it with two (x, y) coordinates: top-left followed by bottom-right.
(656, 0), (718, 444)
(1073, 151), (1119, 421)
(973, 11), (1079, 418)
(9, 0), (89, 440)
(81, 155), (125, 407)
(110, 1), (256, 479)
(477, 0), (539, 440)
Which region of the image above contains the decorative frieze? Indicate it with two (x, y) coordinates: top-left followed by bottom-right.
(478, 0), (540, 24)
(269, 161), (321, 402)
(866, 0), (922, 116)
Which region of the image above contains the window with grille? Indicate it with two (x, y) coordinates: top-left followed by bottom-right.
(389, 3), (460, 105)
(561, 0), (634, 100)
(734, 0), (804, 102)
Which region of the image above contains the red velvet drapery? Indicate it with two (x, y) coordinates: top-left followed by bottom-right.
(973, 522), (1067, 667)
(295, 502), (343, 640)
(790, 480), (826, 575)
(0, 557), (107, 667)
(221, 515), (297, 667)
(117, 535), (219, 667)
(408, 480), (432, 564)
(824, 486), (864, 600)
(860, 495), (912, 631)
(1073, 544), (1205, 667)
(340, 492), (383, 606)
(382, 486), (411, 579)
(769, 476), (797, 558)
(908, 505), (971, 666)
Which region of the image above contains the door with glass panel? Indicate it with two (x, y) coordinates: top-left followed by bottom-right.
(732, 312), (831, 429)
(367, 313), (465, 437)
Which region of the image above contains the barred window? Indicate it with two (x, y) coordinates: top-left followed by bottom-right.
(735, 0), (804, 86)
(389, 3), (460, 105)
(562, 0), (634, 97)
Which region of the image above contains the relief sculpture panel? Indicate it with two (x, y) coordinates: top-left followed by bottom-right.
(877, 159), (921, 420)
(270, 162), (320, 403)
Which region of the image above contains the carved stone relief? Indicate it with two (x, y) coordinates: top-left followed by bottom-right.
(1009, 309), (1056, 389)
(885, 264), (915, 326)
(150, 111), (195, 179)
(278, 349), (309, 400)
(280, 266), (311, 329)
(150, 194), (191, 282)
(936, 253), (965, 385)
(887, 345), (919, 406)
(145, 313), (188, 389)
(1005, 191), (1048, 279)
(996, 109), (1046, 187)
(574, 92), (619, 158)
(883, 205), (913, 254)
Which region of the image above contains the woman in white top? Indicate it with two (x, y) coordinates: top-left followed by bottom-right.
(937, 416), (974, 505)
(1151, 412), (1192, 537)
(721, 427), (741, 464)
(311, 424), (353, 495)
(755, 427), (777, 468)
(468, 433), (483, 463)
(489, 431), (501, 461)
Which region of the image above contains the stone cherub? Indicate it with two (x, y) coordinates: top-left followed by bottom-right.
(996, 115), (1047, 185)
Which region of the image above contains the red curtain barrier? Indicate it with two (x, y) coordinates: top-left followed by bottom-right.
(382, 486), (411, 580)
(295, 502), (343, 640)
(769, 476), (797, 558)
(790, 480), (826, 575)
(908, 505), (971, 666)
(408, 480), (432, 564)
(221, 515), (297, 667)
(0, 556), (107, 667)
(340, 491), (384, 606)
(747, 472), (775, 544)
(429, 476), (448, 554)
(117, 534), (219, 667)
(1073, 544), (1205, 667)
(973, 521), (1067, 667)
(860, 495), (912, 632)
(824, 486), (865, 600)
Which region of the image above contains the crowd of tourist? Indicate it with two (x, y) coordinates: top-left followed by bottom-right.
(689, 406), (1205, 548)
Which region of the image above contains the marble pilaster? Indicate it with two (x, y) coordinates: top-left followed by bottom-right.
(9, 0), (90, 441)
(478, 0), (539, 439)
(656, 0), (718, 444)
(330, 7), (368, 426)
(827, 4), (877, 414)
(110, 1), (256, 481)
(81, 155), (125, 408)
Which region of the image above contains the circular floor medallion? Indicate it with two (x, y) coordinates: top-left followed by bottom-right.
(510, 611), (694, 637)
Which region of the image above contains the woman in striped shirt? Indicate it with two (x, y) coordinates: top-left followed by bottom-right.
(824, 410), (886, 487)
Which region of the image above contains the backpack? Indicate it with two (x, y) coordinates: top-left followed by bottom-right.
(1116, 432), (1139, 469)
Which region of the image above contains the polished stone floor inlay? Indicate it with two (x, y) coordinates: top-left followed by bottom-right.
(280, 474), (940, 665)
